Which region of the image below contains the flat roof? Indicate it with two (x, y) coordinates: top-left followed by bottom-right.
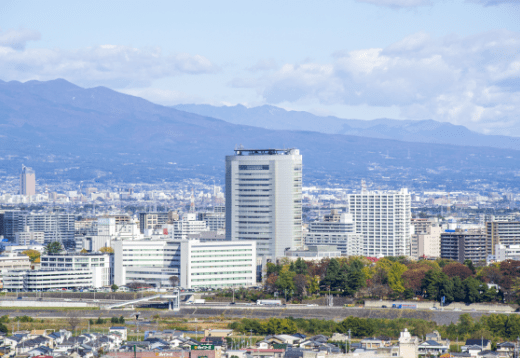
(234, 149), (295, 155)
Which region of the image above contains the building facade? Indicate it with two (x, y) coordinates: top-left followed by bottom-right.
(0, 253), (32, 273)
(410, 219), (442, 260)
(113, 239), (256, 289)
(226, 148), (302, 258)
(40, 252), (113, 286)
(20, 166), (36, 196)
(305, 210), (363, 256)
(180, 240), (256, 289)
(440, 229), (489, 263)
(139, 212), (175, 234)
(347, 188), (411, 257)
(3, 211), (75, 246)
(165, 213), (208, 240)
(3, 268), (106, 291)
(15, 226), (45, 245)
(486, 221), (520, 255)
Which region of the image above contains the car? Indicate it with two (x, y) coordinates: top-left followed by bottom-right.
(382, 305), (387, 308)
(307, 304), (318, 307)
(230, 302), (236, 305)
(64, 299), (71, 302)
(93, 299), (100, 302)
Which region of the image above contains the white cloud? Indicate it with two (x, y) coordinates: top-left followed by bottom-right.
(246, 30), (520, 135)
(0, 30), (219, 89)
(0, 28), (40, 50)
(247, 59), (278, 72)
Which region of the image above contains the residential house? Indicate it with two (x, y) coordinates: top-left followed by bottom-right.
(418, 340), (450, 356)
(109, 326), (128, 341)
(463, 340), (492, 352)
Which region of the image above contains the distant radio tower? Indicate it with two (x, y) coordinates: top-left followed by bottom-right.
(190, 188), (195, 213)
(361, 179), (367, 193)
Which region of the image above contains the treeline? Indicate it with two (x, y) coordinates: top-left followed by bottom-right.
(229, 314), (520, 342)
(264, 257), (520, 303)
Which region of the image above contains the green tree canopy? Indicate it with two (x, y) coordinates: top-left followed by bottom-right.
(45, 241), (63, 254)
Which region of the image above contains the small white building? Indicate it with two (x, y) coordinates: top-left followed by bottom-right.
(3, 267), (106, 291)
(285, 245), (341, 261)
(109, 326), (127, 341)
(40, 252), (113, 286)
(0, 253), (32, 273)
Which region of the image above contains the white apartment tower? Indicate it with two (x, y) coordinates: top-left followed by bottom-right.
(348, 187), (411, 257)
(226, 148), (302, 258)
(20, 166), (36, 196)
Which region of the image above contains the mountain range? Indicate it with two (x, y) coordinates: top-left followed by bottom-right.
(0, 78), (519, 190)
(175, 104), (520, 151)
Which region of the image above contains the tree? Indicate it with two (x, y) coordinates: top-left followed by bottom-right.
(442, 263), (473, 280)
(111, 284), (119, 292)
(45, 241), (63, 254)
(387, 262), (408, 293)
(402, 267), (429, 292)
(21, 250), (40, 263)
(292, 258), (309, 275)
(276, 266), (296, 297)
(464, 277), (481, 303)
(294, 274), (308, 300)
(308, 275), (320, 295)
(322, 258), (342, 291)
(421, 270), (449, 300)
(169, 275), (179, 288)
(80, 249), (88, 254)
(265, 274), (278, 293)
(452, 276), (466, 302)
(119, 316), (125, 324)
(68, 311), (81, 332)
(99, 246), (114, 254)
(464, 259), (476, 274)
(478, 266), (502, 284)
(0, 323), (7, 334)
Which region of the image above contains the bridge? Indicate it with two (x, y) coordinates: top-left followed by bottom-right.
(103, 290), (191, 311)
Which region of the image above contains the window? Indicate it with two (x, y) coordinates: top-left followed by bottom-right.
(239, 165), (269, 170)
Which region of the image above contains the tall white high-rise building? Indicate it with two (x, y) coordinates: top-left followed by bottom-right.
(348, 188), (411, 257)
(20, 166), (36, 196)
(226, 148), (302, 258)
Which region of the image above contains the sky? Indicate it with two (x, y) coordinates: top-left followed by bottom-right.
(0, 0), (519, 136)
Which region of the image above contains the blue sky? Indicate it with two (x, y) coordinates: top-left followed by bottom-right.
(1, 0), (519, 135)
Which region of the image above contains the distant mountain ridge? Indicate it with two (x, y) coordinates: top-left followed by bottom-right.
(174, 104), (520, 151)
(0, 78), (519, 190)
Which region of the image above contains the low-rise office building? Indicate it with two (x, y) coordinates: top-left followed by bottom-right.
(3, 268), (106, 291)
(285, 245), (341, 261)
(40, 252), (113, 286)
(113, 239), (256, 289)
(0, 253), (32, 273)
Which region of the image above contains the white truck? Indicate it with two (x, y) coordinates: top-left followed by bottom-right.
(194, 299), (206, 304)
(256, 299), (282, 306)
